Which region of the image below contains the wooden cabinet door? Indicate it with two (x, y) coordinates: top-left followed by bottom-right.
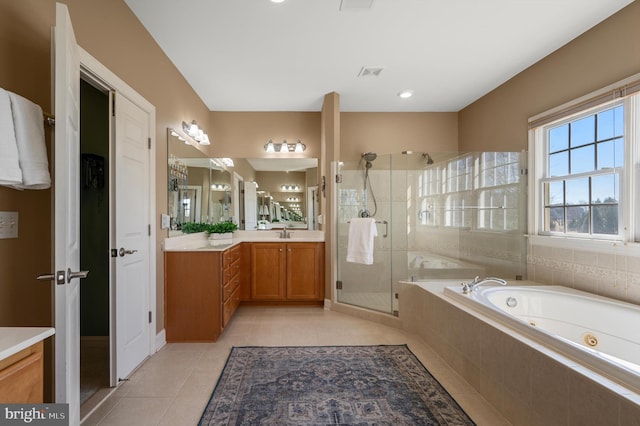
(251, 243), (286, 300)
(286, 242), (324, 301)
(165, 251), (222, 341)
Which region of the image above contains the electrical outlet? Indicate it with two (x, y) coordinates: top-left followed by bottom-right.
(0, 211), (19, 239)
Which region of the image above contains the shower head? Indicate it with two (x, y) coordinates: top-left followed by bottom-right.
(362, 152), (377, 162)
(422, 153), (434, 164)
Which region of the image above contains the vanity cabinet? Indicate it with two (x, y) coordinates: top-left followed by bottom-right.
(250, 242), (324, 302)
(165, 244), (244, 342)
(0, 341), (44, 403)
(222, 244), (242, 327)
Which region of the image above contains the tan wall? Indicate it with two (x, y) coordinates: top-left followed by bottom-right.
(209, 111), (321, 158)
(0, 0), (212, 342)
(458, 1), (640, 152)
(231, 158), (257, 183)
(340, 112), (458, 161)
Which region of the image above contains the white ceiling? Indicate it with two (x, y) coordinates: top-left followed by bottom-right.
(124, 0), (633, 112)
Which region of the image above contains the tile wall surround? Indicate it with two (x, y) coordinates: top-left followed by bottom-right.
(528, 239), (640, 306)
(398, 281), (640, 425)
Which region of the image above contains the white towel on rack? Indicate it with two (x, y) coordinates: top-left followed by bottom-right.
(346, 218), (378, 265)
(9, 91), (51, 189)
(0, 88), (23, 186)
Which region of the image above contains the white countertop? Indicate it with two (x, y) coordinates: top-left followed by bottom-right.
(163, 230), (325, 251)
(0, 327), (55, 361)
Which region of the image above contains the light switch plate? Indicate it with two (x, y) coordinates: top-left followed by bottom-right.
(0, 211), (19, 239)
(161, 213), (171, 229)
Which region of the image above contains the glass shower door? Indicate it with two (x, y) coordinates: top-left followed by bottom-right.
(335, 156), (395, 314)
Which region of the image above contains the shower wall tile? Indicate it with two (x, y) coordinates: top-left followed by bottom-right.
(391, 170), (407, 202)
(370, 170), (390, 203)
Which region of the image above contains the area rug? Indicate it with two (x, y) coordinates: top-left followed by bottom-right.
(199, 345), (475, 425)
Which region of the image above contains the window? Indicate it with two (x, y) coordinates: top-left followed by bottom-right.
(416, 152), (523, 231)
(529, 75), (640, 243)
(542, 104), (623, 237)
(474, 152), (521, 231)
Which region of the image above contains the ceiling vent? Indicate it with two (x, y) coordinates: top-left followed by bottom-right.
(340, 0), (375, 11)
(358, 66), (384, 77)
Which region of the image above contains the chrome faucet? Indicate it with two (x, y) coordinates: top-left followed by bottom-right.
(279, 225), (291, 239)
(461, 276), (507, 294)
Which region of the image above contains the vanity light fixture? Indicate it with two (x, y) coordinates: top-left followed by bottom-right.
(211, 183), (230, 191)
(286, 197), (300, 202)
(281, 185), (301, 191)
(212, 158), (235, 169)
(263, 139), (306, 153)
(182, 120), (211, 145)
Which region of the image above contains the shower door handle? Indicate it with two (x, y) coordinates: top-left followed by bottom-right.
(380, 220), (388, 238)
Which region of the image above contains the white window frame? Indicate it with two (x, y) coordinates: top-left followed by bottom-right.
(528, 76), (640, 250)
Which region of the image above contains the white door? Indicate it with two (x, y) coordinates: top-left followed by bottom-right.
(244, 181), (258, 230)
(53, 3), (84, 424)
(114, 93), (150, 380)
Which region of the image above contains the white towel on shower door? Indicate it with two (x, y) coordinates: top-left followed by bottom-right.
(0, 88), (23, 186)
(8, 91), (51, 189)
(346, 218), (378, 265)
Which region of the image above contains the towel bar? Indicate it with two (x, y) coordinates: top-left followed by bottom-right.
(347, 219), (388, 238)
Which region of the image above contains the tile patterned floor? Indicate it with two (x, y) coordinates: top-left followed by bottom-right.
(81, 306), (509, 425)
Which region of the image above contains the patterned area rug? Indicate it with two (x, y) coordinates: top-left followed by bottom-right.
(199, 345), (475, 425)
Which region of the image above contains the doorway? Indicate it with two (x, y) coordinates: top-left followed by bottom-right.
(79, 79), (111, 407)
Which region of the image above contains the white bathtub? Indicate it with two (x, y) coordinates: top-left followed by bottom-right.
(407, 252), (485, 279)
(443, 284), (640, 391)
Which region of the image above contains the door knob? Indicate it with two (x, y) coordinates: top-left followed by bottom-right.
(119, 248), (138, 257)
(67, 268), (89, 283)
(36, 270), (66, 285)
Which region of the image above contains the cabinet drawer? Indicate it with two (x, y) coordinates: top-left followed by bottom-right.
(223, 286), (240, 327)
(222, 245), (241, 269)
(223, 259), (241, 285)
(223, 275), (240, 301)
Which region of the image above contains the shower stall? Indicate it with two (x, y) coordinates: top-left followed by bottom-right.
(335, 151), (528, 315)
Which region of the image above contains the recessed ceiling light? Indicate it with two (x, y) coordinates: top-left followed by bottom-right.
(398, 90), (414, 99)
(270, 0), (286, 3)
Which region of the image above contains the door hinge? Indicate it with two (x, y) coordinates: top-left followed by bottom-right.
(521, 168), (528, 175)
(335, 174), (342, 184)
(148, 137), (151, 149)
(395, 293), (399, 299)
(148, 311), (152, 323)
(148, 224), (151, 236)
(336, 280), (343, 290)
(111, 249), (118, 258)
(111, 93), (116, 117)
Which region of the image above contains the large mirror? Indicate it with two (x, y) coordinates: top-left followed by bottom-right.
(167, 128), (318, 236)
(167, 129), (232, 236)
(242, 158), (319, 231)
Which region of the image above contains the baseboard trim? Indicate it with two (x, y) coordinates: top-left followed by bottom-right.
(323, 299), (332, 310)
(155, 329), (166, 352)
